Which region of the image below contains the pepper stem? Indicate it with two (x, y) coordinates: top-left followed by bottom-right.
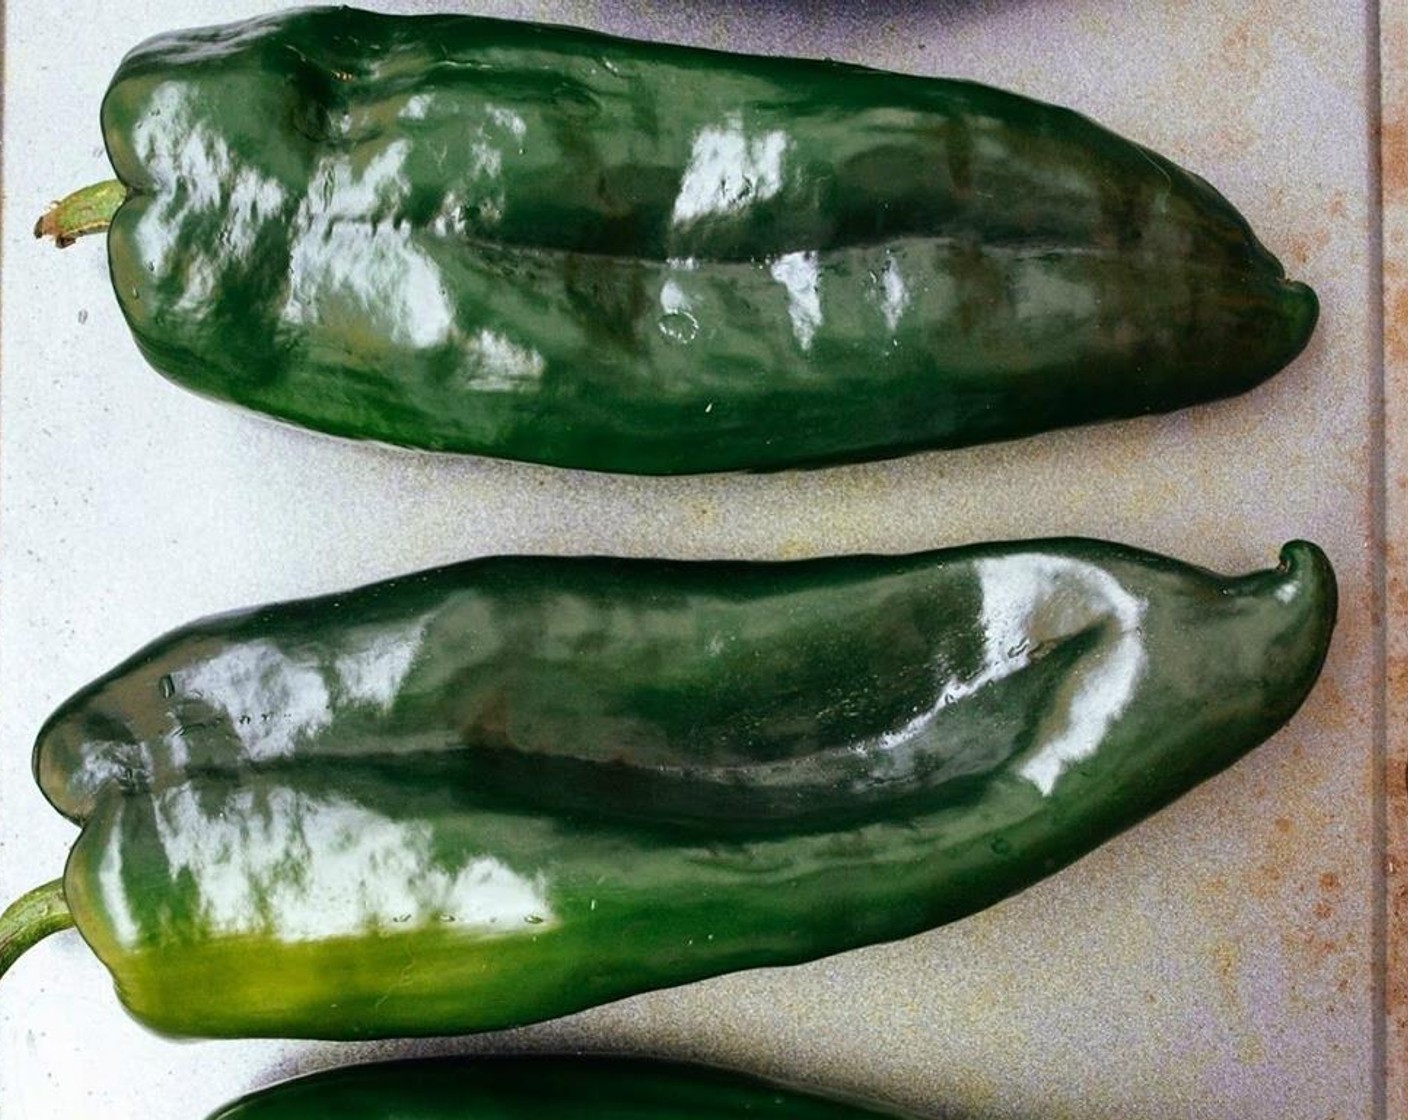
(0, 879), (74, 982)
(34, 180), (127, 247)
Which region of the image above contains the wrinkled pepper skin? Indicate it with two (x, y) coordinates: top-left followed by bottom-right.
(206, 1056), (919, 1120)
(99, 8), (1316, 473)
(36, 539), (1335, 1039)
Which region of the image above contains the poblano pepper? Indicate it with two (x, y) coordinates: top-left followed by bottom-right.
(38, 8), (1316, 473)
(1, 539), (1335, 1038)
(204, 1056), (920, 1120)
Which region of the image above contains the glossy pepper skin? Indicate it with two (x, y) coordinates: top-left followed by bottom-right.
(27, 539), (1336, 1039)
(92, 7), (1316, 473)
(205, 1056), (920, 1119)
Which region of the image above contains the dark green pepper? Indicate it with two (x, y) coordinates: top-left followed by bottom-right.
(39, 8), (1316, 473)
(1, 539), (1335, 1039)
(205, 1056), (919, 1119)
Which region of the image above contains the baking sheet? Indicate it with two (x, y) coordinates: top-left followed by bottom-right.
(0, 2), (1393, 1117)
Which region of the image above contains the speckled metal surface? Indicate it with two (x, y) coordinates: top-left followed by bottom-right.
(0, 3), (1389, 1118)
(1378, 2), (1406, 1117)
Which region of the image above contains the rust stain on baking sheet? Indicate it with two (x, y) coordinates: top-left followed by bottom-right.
(1209, 938), (1241, 1013)
(1219, 16), (1273, 76)
(1384, 117), (1407, 196)
(1281, 925), (1348, 970)
(1392, 645), (1408, 704)
(1286, 191), (1349, 269)
(1207, 937), (1265, 1064)
(1286, 227), (1331, 269)
(1238, 736), (1339, 907)
(1387, 279), (1408, 366)
(1222, 703), (1367, 1015)
(1184, 691), (1365, 1042)
(1312, 871), (1340, 921)
(1305, 671), (1353, 732)
(1280, 861), (1361, 1015)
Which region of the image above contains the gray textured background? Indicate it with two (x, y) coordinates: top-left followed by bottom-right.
(0, 3), (1389, 1118)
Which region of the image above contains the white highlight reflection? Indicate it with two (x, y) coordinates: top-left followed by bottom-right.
(131, 83), (287, 310)
(445, 105), (527, 231)
(485, 105), (528, 142)
(672, 115), (788, 224)
(334, 617), (431, 710)
(172, 641), (331, 762)
(461, 329), (547, 392)
(100, 785), (554, 944)
(168, 619), (429, 759)
(769, 251), (822, 350)
(284, 140), (454, 349)
(660, 278), (692, 315)
(866, 555), (1147, 795)
(879, 253), (911, 333)
(971, 555), (1147, 795)
(400, 93), (433, 120)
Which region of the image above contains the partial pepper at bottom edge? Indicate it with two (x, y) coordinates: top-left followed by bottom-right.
(203, 1055), (922, 1119)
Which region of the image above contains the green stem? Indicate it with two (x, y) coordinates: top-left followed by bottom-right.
(34, 180), (127, 247)
(0, 879), (74, 981)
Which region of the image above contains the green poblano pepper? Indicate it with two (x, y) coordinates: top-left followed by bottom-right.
(2, 539), (1335, 1038)
(39, 8), (1316, 473)
(204, 1056), (920, 1119)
